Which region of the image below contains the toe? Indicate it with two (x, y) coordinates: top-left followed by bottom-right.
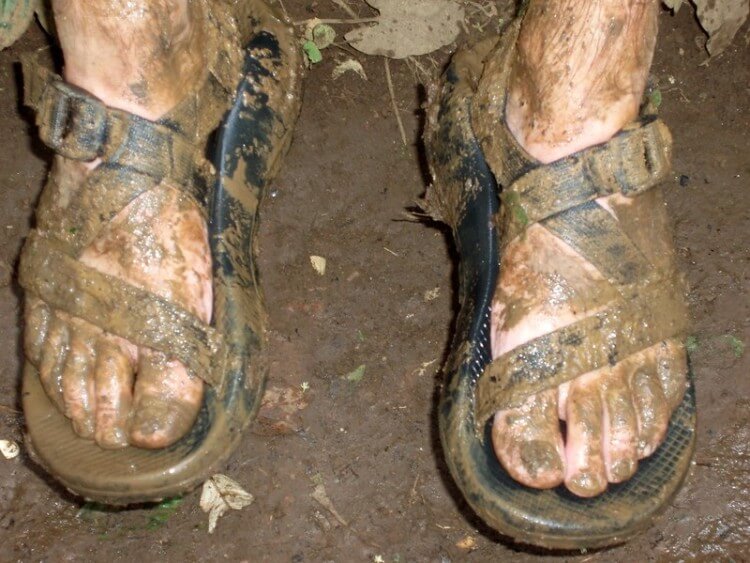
(629, 366), (670, 459)
(24, 299), (51, 365)
(38, 314), (69, 412)
(93, 339), (134, 448)
(600, 368), (638, 483)
(61, 328), (97, 438)
(128, 350), (203, 449)
(492, 389), (565, 489)
(655, 339), (688, 411)
(564, 373), (608, 497)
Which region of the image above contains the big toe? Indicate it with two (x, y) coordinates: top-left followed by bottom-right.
(128, 351), (203, 449)
(492, 390), (565, 489)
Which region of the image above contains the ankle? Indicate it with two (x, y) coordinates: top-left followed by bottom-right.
(503, 0), (658, 163)
(54, 0), (208, 120)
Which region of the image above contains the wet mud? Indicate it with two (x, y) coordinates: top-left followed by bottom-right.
(0, 3), (748, 561)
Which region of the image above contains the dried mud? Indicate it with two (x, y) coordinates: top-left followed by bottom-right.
(0, 4), (747, 561)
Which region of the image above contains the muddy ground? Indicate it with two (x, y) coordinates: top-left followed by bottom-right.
(0, 2), (748, 561)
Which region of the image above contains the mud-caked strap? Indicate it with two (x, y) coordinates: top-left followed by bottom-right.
(474, 283), (688, 426)
(504, 119), (672, 235)
(21, 56), (206, 203)
(19, 233), (226, 387)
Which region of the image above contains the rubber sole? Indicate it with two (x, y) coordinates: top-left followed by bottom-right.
(21, 0), (302, 504)
(426, 40), (696, 550)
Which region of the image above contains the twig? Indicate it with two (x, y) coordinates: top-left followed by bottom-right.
(293, 17), (377, 26)
(274, 0), (289, 21)
(0, 404), (20, 415)
(384, 58), (407, 146)
(331, 0), (357, 18)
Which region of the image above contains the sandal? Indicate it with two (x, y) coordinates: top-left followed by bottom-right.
(424, 21), (695, 549)
(19, 0), (302, 504)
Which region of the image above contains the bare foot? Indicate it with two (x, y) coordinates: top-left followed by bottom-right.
(25, 0), (213, 448)
(488, 0), (689, 497)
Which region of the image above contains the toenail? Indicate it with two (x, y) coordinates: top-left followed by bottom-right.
(520, 440), (562, 478)
(568, 471), (605, 495)
(609, 459), (635, 482)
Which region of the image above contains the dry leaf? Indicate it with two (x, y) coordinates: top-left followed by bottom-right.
(694, 0), (749, 55)
(310, 255), (327, 275)
(332, 59), (368, 80)
(0, 439), (19, 459)
(456, 535), (477, 550)
(200, 474), (254, 534)
(345, 0), (464, 59)
(310, 484), (348, 526)
(662, 0), (748, 55)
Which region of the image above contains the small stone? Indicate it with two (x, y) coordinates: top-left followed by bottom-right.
(679, 174), (690, 187)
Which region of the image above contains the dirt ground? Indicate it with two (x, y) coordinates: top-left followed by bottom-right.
(0, 2), (748, 561)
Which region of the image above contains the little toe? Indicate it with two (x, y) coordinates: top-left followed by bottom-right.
(629, 366), (670, 459)
(492, 390), (565, 489)
(38, 314), (69, 412)
(93, 339), (134, 449)
(128, 350), (203, 449)
(24, 299), (51, 365)
(564, 374), (608, 497)
(600, 368), (638, 483)
(655, 339), (688, 411)
(61, 328), (97, 438)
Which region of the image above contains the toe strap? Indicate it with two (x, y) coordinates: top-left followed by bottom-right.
(19, 233), (226, 387)
(475, 284), (688, 428)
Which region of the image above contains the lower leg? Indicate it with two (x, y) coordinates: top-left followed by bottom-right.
(505, 0), (658, 163)
(52, 0), (208, 119)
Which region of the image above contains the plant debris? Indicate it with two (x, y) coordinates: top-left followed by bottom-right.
(311, 484), (348, 526)
(200, 474), (254, 534)
(0, 439), (19, 459)
(310, 255), (327, 275)
(345, 364), (366, 382)
(332, 59), (368, 80)
(345, 0), (464, 59)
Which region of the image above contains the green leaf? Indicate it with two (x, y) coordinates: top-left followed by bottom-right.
(345, 364), (366, 382)
(312, 24), (336, 49)
(302, 41), (323, 64)
(685, 335), (699, 354)
(724, 334), (745, 358)
(146, 497), (183, 530)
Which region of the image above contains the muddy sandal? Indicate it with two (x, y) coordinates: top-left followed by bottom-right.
(424, 22), (696, 549)
(19, 0), (302, 504)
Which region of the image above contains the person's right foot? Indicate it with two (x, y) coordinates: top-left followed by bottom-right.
(25, 0), (215, 449)
(486, 0), (689, 497)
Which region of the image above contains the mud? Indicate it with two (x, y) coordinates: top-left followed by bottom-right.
(0, 3), (748, 561)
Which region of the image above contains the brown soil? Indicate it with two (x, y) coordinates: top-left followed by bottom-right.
(0, 3), (747, 561)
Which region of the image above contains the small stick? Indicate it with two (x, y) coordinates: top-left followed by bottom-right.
(384, 58), (407, 146)
(293, 17), (377, 25)
(331, 0), (357, 18)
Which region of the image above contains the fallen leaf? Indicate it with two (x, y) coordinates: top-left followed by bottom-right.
(345, 0), (465, 59)
(311, 484), (348, 526)
(456, 535), (477, 550)
(662, 0), (748, 55)
(200, 474), (254, 534)
(312, 24), (336, 49)
(423, 287), (440, 301)
(302, 41), (323, 64)
(310, 255), (327, 275)
(694, 0), (749, 55)
(345, 364), (366, 382)
(0, 439), (19, 459)
(332, 59), (368, 80)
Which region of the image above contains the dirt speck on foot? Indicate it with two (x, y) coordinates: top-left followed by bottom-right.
(0, 4), (747, 561)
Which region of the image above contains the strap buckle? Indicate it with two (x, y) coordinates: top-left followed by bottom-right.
(37, 80), (109, 161)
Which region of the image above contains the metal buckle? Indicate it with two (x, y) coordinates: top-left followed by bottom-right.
(38, 80), (108, 161)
